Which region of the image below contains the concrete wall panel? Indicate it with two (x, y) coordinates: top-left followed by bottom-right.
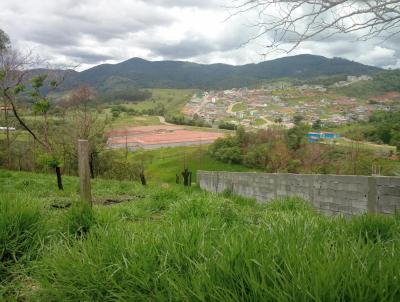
(197, 171), (400, 215)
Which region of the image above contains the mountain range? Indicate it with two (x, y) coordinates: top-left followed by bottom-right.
(60, 54), (382, 91)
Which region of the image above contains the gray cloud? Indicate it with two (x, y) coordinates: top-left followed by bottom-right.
(0, 0), (399, 70)
(60, 47), (114, 63)
(146, 39), (217, 59)
(145, 0), (219, 8)
(139, 26), (247, 60)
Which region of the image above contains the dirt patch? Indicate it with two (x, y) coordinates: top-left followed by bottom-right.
(50, 202), (72, 209)
(97, 194), (145, 206)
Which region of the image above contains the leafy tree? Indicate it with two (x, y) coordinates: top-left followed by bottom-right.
(293, 114), (304, 125)
(312, 119), (322, 130)
(286, 124), (309, 151)
(243, 144), (268, 168)
(209, 136), (243, 164)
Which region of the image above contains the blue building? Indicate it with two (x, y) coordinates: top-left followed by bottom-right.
(307, 132), (340, 143)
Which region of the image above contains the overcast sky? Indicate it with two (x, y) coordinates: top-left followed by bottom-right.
(1, 0), (399, 71)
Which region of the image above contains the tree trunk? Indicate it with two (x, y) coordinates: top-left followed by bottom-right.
(140, 171), (146, 186)
(55, 166), (63, 190)
(89, 152), (95, 179)
(182, 169), (190, 186)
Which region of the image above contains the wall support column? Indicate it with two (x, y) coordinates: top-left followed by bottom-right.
(367, 177), (377, 213)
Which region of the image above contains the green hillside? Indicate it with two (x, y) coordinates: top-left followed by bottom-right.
(119, 88), (195, 116)
(2, 170), (400, 301)
(334, 70), (400, 97)
(60, 54), (381, 91)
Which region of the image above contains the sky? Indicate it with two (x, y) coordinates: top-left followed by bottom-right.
(1, 0), (399, 71)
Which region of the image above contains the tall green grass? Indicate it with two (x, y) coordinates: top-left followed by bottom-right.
(36, 195), (400, 301)
(1, 170), (400, 301)
(0, 196), (43, 278)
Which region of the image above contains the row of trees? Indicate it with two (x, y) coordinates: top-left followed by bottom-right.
(209, 123), (397, 176)
(165, 114), (212, 128)
(110, 102), (165, 118)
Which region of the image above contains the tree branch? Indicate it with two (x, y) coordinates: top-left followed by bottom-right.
(228, 0), (400, 53)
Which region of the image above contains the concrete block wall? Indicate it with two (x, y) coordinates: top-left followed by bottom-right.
(376, 177), (400, 214)
(197, 171), (400, 215)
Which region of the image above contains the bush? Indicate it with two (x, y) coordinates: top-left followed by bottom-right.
(218, 122), (237, 130)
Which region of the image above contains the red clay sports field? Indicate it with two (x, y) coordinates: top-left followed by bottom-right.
(107, 125), (225, 150)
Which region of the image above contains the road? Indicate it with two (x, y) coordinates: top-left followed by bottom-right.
(158, 116), (173, 125)
(226, 102), (242, 115)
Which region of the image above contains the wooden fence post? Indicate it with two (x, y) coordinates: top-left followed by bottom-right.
(78, 139), (92, 205)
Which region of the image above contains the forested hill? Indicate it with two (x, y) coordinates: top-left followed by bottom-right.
(61, 54), (382, 90)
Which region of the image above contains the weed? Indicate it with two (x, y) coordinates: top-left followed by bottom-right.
(64, 203), (96, 238)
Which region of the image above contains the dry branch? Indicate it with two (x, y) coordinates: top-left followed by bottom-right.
(229, 0), (400, 53)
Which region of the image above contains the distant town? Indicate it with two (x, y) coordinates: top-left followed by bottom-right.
(183, 75), (400, 129)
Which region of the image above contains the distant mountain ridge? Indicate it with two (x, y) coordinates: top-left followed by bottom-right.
(61, 54), (382, 90)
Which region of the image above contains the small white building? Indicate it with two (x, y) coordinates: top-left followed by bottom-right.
(0, 127), (16, 131)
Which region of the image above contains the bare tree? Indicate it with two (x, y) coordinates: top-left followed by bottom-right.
(68, 85), (97, 140)
(61, 85), (107, 178)
(229, 1), (400, 53)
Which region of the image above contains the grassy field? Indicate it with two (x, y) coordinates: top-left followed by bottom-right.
(1, 169), (400, 301)
(254, 118), (267, 126)
(0, 130), (31, 141)
(130, 146), (257, 184)
(334, 137), (396, 154)
(232, 102), (246, 112)
(121, 88), (195, 116)
(109, 115), (162, 128)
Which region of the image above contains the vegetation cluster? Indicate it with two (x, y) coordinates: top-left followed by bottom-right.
(209, 123), (399, 176)
(335, 110), (400, 150)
